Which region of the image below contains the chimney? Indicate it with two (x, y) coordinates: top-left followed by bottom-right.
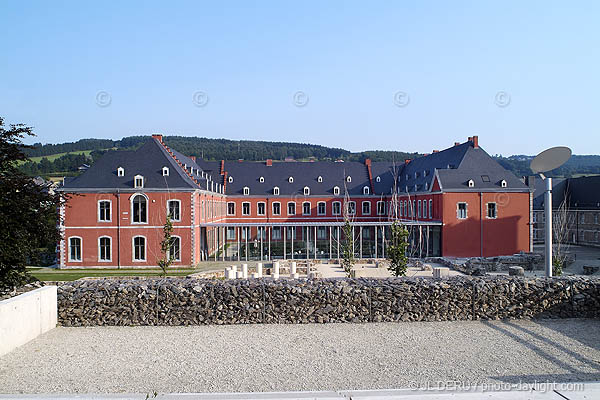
(433, 150), (439, 153)
(404, 159), (411, 165)
(266, 159), (272, 167)
(454, 142), (460, 146)
(152, 134), (163, 143)
(364, 158), (371, 167)
(472, 135), (479, 148)
(220, 160), (225, 175)
(467, 136), (473, 143)
(190, 156), (196, 162)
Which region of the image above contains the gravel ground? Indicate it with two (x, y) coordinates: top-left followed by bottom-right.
(1, 319), (599, 394)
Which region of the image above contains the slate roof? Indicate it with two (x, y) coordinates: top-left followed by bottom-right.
(60, 138), (210, 191)
(533, 176), (600, 210)
(223, 160), (370, 196)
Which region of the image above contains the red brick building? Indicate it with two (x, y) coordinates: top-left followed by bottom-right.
(58, 135), (532, 268)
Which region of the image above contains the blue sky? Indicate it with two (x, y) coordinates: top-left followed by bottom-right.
(1, 1), (598, 155)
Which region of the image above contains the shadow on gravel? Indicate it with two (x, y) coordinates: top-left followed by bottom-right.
(490, 373), (600, 384)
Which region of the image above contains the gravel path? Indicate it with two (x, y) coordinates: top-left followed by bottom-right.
(1, 319), (599, 394)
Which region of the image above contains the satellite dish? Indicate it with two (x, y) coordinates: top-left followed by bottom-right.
(530, 146), (571, 174)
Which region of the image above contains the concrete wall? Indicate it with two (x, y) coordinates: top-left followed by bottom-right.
(0, 286), (57, 357)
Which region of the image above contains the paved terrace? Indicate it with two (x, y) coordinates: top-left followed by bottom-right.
(1, 319), (599, 394)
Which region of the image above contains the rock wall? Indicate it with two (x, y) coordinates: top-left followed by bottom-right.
(425, 253), (544, 275)
(57, 276), (600, 326)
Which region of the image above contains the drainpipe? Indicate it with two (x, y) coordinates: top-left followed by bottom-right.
(116, 190), (121, 269)
(480, 192), (483, 258)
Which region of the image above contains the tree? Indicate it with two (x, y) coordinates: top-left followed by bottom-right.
(157, 214), (175, 277)
(340, 219), (354, 277)
(386, 221), (409, 277)
(0, 118), (63, 291)
(552, 198), (571, 276)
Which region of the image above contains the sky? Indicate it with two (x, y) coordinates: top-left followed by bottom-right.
(1, 1), (599, 156)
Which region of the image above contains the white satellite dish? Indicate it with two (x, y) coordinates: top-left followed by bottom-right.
(530, 146), (571, 174)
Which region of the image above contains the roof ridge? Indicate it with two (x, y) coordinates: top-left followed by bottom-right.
(151, 138), (202, 189)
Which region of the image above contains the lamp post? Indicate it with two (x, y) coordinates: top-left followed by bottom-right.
(543, 175), (553, 277)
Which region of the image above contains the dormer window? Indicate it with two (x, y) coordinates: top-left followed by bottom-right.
(117, 167), (125, 177)
(273, 186), (280, 195)
(468, 179), (475, 188)
(243, 186), (250, 195)
(363, 186), (370, 195)
(415, 172), (418, 178)
(425, 182), (429, 190)
(333, 186), (340, 196)
(134, 175), (144, 188)
(376, 176), (381, 183)
(406, 174), (409, 181)
(346, 176), (352, 183)
(228, 176), (234, 183)
(162, 167), (169, 176)
(303, 186), (310, 196)
(317, 176), (323, 183)
(259, 176), (264, 183)
(500, 179), (507, 188)
(190, 167), (194, 175)
(414, 184), (418, 191)
(288, 177), (294, 183)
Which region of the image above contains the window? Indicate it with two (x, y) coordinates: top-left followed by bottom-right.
(286, 226), (296, 239)
(228, 176), (234, 183)
(257, 202), (266, 216)
(363, 186), (370, 195)
(595, 214), (599, 224)
(133, 236), (146, 261)
(272, 202), (281, 215)
(317, 202), (326, 215)
(132, 195), (147, 223)
(533, 213), (537, 223)
(287, 202), (296, 215)
(227, 202), (236, 216)
(168, 236), (181, 261)
(259, 176), (264, 183)
(98, 200), (111, 222)
(332, 201), (341, 215)
(362, 227), (371, 239)
(422, 200), (427, 219)
(487, 202), (497, 219)
(417, 200), (421, 218)
(162, 167), (169, 176)
(457, 203), (467, 219)
(243, 187), (250, 195)
(241, 227), (249, 240)
(399, 201), (403, 217)
(134, 175), (144, 188)
(333, 186), (340, 196)
(429, 199), (432, 219)
(317, 227), (327, 239)
(69, 237), (82, 262)
(500, 179), (507, 188)
(481, 175), (490, 182)
(168, 200), (181, 221)
(303, 202), (311, 215)
(117, 167), (125, 177)
(346, 176), (352, 183)
(317, 176), (323, 183)
(273, 186), (280, 195)
(415, 172), (418, 179)
(362, 201), (371, 215)
(272, 227), (282, 240)
(99, 236), (111, 261)
(468, 179), (474, 188)
(288, 176), (294, 183)
(413, 201), (416, 217)
(303, 186), (310, 196)
(376, 176), (381, 183)
(581, 214), (585, 224)
(242, 202), (250, 216)
(257, 227), (266, 240)
(377, 201), (385, 215)
(347, 201), (356, 215)
(227, 227), (236, 240)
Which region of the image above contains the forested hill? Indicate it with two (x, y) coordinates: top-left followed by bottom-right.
(19, 135), (600, 179)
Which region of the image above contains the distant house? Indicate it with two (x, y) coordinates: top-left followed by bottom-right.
(57, 134), (532, 268)
(78, 164), (90, 171)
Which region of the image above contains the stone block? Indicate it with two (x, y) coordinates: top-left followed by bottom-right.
(509, 266), (525, 276)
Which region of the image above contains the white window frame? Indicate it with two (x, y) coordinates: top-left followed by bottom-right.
(272, 202), (281, 216)
(242, 202), (251, 216)
(317, 176), (323, 183)
(457, 202), (468, 219)
(98, 236), (112, 262)
(288, 176), (294, 183)
(287, 202), (296, 216)
(429, 199), (432, 219)
(501, 179), (507, 188)
(68, 236), (82, 262)
(259, 176), (264, 183)
(134, 174), (144, 189)
(422, 200), (427, 218)
(347, 201), (356, 215)
(332, 201), (341, 216)
(257, 201), (266, 216)
(362, 201), (371, 215)
(243, 186), (250, 195)
(333, 186), (340, 196)
(468, 179), (474, 188)
(302, 201), (311, 216)
(162, 166), (169, 176)
(363, 186), (370, 195)
(132, 235), (147, 262)
(168, 235), (181, 262)
(131, 193), (148, 224)
(486, 202), (498, 219)
(273, 186), (280, 195)
(418, 200), (422, 218)
(346, 176), (352, 183)
(376, 201), (385, 216)
(376, 176), (381, 183)
(303, 186), (310, 196)
(317, 201), (326, 216)
(167, 199), (181, 222)
(227, 202), (236, 216)
(117, 167), (125, 177)
(98, 200), (112, 222)
(228, 176), (234, 183)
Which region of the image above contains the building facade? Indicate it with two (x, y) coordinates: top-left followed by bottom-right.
(58, 135), (532, 268)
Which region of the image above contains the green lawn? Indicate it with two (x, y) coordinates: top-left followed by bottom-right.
(27, 267), (203, 282)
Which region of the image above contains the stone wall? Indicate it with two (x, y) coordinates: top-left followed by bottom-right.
(57, 276), (600, 326)
(425, 253), (544, 275)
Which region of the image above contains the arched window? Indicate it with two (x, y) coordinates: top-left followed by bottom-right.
(303, 186), (310, 196)
(259, 176), (264, 183)
(243, 186), (250, 195)
(317, 176), (323, 183)
(363, 186), (370, 195)
(68, 237), (82, 262)
(117, 167), (125, 177)
(132, 194), (148, 223)
(468, 179), (475, 188)
(346, 176), (352, 183)
(134, 175), (144, 188)
(273, 186), (280, 195)
(500, 179), (507, 188)
(288, 176), (294, 183)
(376, 176), (381, 183)
(228, 176), (234, 183)
(333, 186), (340, 196)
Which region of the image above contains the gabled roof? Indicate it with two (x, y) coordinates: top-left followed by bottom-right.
(223, 160), (370, 196)
(61, 138), (209, 191)
(533, 176), (600, 210)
